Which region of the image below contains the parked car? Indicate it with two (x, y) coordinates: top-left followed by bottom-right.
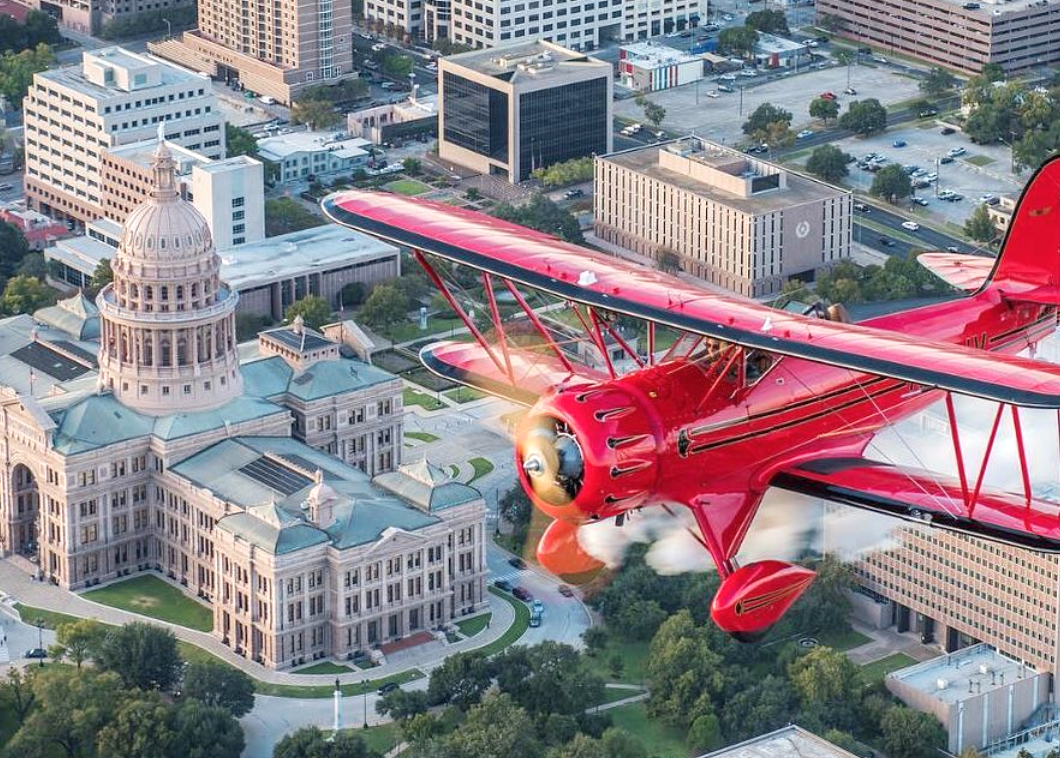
(913, 197), (930, 206)
(796, 129), (814, 139)
(948, 146), (967, 157)
(919, 108), (938, 117)
(706, 90), (720, 98)
(844, 87), (858, 95)
(508, 556), (527, 569)
(979, 194), (997, 204)
(901, 221), (920, 231)
(513, 587), (533, 602)
(718, 73), (737, 81)
(529, 611), (542, 628)
(853, 202), (869, 212)
(939, 155), (955, 164)
(531, 599), (544, 614)
(819, 91), (837, 100)
(24, 648), (47, 659)
(558, 584), (574, 597)
(377, 682), (399, 696)
(494, 579), (512, 591)
(892, 139), (907, 148)
(717, 84), (734, 93)
(564, 188), (585, 199)
(946, 245), (960, 253)
(878, 237), (896, 247)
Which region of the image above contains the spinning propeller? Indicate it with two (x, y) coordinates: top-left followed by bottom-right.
(519, 416), (585, 508)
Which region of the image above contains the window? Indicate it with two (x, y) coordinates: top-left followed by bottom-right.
(232, 197), (244, 208)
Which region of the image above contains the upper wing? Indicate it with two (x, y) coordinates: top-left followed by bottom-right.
(322, 191), (1060, 409)
(772, 457), (1060, 553)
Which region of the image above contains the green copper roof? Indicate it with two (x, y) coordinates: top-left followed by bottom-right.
(373, 459), (482, 513)
(240, 354), (396, 402)
(151, 396), (288, 440)
(240, 356), (294, 399)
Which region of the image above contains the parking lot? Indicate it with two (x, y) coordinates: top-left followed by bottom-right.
(614, 60), (924, 145)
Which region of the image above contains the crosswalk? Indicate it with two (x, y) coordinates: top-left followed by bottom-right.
(490, 569), (528, 586)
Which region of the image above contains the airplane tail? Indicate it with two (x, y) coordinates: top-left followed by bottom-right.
(982, 155), (1060, 302)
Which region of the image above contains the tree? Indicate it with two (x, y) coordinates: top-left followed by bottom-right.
(274, 726), (370, 758)
(96, 692), (175, 758)
(291, 99), (341, 131)
(444, 692), (541, 758)
(236, 312), (273, 341)
(966, 203), (999, 243)
(599, 729), (648, 758)
(646, 611), (727, 728)
(16, 252), (46, 279)
(981, 62), (1006, 82)
(358, 283), (409, 331)
(920, 67), (957, 97)
(226, 124), (259, 159)
(172, 700), (246, 758)
(879, 706), (947, 758)
(263, 198), (326, 237)
(96, 622), (183, 692)
(427, 651), (492, 710)
(531, 156), (594, 188)
(339, 281), (368, 307)
(745, 9), (789, 34)
(377, 688), (430, 720)
(870, 164), (912, 203)
(788, 646), (864, 731)
(809, 97), (840, 124)
(384, 53), (414, 79)
(0, 667), (35, 723)
(91, 258), (113, 291)
(788, 555), (854, 634)
(838, 99), (888, 135)
(55, 619), (106, 669)
(286, 295), (333, 331)
(686, 713), (724, 754)
(0, 275), (51, 315)
(403, 157), (422, 174)
(180, 662), (255, 717)
(0, 218), (29, 283)
(0, 44), (54, 104)
(743, 103), (793, 137)
(717, 26), (757, 57)
(641, 100), (666, 128)
(822, 731), (867, 757)
(656, 247), (681, 273)
(819, 13), (845, 32)
(491, 194), (584, 244)
(493, 642), (604, 718)
(721, 675), (795, 741)
(805, 145), (851, 183)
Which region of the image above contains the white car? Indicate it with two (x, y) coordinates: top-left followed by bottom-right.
(901, 221), (920, 231)
(372, 42), (387, 52)
(706, 90), (720, 98)
(719, 73), (737, 81)
(796, 129), (814, 139)
(739, 69), (757, 77)
(948, 147), (967, 157)
(722, 14), (733, 21)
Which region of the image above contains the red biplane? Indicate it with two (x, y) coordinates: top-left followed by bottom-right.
(324, 158), (1060, 641)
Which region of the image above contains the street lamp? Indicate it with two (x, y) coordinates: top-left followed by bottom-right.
(35, 617), (43, 667)
(362, 679), (368, 728)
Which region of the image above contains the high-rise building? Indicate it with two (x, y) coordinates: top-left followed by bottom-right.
(25, 0), (193, 36)
(149, 0), (354, 105)
(23, 48), (224, 227)
(0, 142), (486, 669)
(373, 0), (704, 49)
(815, 0), (1060, 75)
(594, 136), (852, 297)
(438, 40), (613, 183)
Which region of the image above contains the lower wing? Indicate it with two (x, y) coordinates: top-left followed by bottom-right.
(771, 457), (1060, 553)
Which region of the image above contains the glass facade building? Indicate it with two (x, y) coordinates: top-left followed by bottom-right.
(518, 78), (608, 181)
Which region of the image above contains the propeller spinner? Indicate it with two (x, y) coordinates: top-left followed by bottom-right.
(519, 416), (585, 508)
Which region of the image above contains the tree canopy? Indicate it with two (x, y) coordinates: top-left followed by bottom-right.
(965, 203), (998, 243)
(809, 97), (840, 124)
(743, 103), (793, 138)
(838, 99), (888, 135)
(641, 100), (666, 128)
(718, 26), (757, 56)
(492, 194), (584, 244)
(869, 163), (913, 202)
(531, 156), (594, 188)
(96, 622), (183, 692)
(805, 145), (851, 182)
(920, 67), (958, 97)
(0, 274), (51, 315)
(286, 295), (333, 331)
(180, 662), (255, 717)
(745, 9), (789, 34)
(0, 43), (54, 104)
(358, 283), (409, 330)
(290, 99), (341, 131)
(264, 198), (326, 237)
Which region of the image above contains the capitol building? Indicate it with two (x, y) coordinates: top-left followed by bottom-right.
(0, 140), (487, 669)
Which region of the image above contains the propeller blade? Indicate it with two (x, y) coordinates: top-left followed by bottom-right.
(537, 518), (605, 575)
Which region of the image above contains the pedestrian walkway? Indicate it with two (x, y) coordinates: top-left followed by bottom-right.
(843, 621), (940, 666)
(0, 558), (518, 687)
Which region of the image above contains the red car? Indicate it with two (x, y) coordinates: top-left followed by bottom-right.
(557, 585), (574, 597)
(819, 91), (837, 100)
(512, 587), (533, 602)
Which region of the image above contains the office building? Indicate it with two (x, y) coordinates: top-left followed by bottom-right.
(695, 726), (859, 758)
(0, 202), (70, 250)
(25, 0), (192, 35)
(103, 137), (265, 250)
(347, 95), (438, 144)
(815, 0), (1060, 75)
(0, 141), (487, 669)
(255, 132), (372, 186)
(372, 0), (704, 48)
(595, 136), (852, 297)
(438, 40), (613, 183)
(149, 0), (354, 106)
(23, 48), (224, 227)
(886, 644), (1049, 754)
(618, 42), (704, 92)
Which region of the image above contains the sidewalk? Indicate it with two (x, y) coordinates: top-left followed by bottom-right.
(0, 558), (516, 686)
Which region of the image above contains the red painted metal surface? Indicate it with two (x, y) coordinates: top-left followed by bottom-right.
(711, 561), (817, 638)
(537, 518), (605, 576)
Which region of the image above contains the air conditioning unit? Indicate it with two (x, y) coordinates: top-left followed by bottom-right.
(937, 679), (949, 690)
(979, 664), (992, 675)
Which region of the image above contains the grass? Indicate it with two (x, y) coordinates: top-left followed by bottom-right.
(816, 627), (873, 651)
(965, 154), (995, 167)
(294, 661), (355, 675)
(597, 686), (643, 706)
(256, 668), (426, 699)
(384, 316), (465, 344)
(860, 652), (918, 684)
(355, 722), (402, 754)
(444, 386), (485, 403)
(476, 588), (530, 657)
(605, 702), (686, 758)
(405, 430), (440, 443)
(13, 603), (82, 629)
(456, 613), (492, 637)
(582, 638), (652, 685)
(449, 465), (460, 478)
(83, 575), (213, 632)
(176, 640), (231, 667)
(403, 387), (446, 411)
(385, 178), (433, 196)
(468, 457), (494, 483)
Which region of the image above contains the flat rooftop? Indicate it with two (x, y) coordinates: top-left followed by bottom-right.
(106, 137), (208, 174)
(601, 137), (846, 212)
(444, 40), (610, 84)
(622, 41), (701, 65)
(38, 49), (208, 100)
(195, 155), (262, 174)
(888, 643), (1038, 706)
(257, 132), (371, 161)
(696, 726), (858, 758)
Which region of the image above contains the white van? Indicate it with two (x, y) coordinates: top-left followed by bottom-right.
(259, 95), (276, 105)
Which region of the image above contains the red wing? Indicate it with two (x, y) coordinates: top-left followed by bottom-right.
(323, 191), (1060, 409)
(771, 457), (1060, 552)
(420, 340), (605, 406)
(918, 253), (995, 292)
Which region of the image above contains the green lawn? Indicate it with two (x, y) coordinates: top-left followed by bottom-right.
(596, 685), (642, 706)
(351, 722), (402, 754)
(444, 386), (485, 403)
(605, 702), (686, 758)
(405, 430), (440, 443)
(256, 668), (425, 699)
(385, 178), (433, 196)
(861, 652), (918, 684)
(456, 613), (492, 637)
(816, 627), (873, 651)
(294, 661), (355, 675)
(14, 603), (82, 629)
(176, 640), (232, 667)
(468, 457), (494, 483)
(582, 638), (652, 685)
(403, 387), (446, 411)
(83, 575), (213, 631)
(965, 154), (995, 167)
(384, 316), (465, 344)
(476, 588), (530, 657)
